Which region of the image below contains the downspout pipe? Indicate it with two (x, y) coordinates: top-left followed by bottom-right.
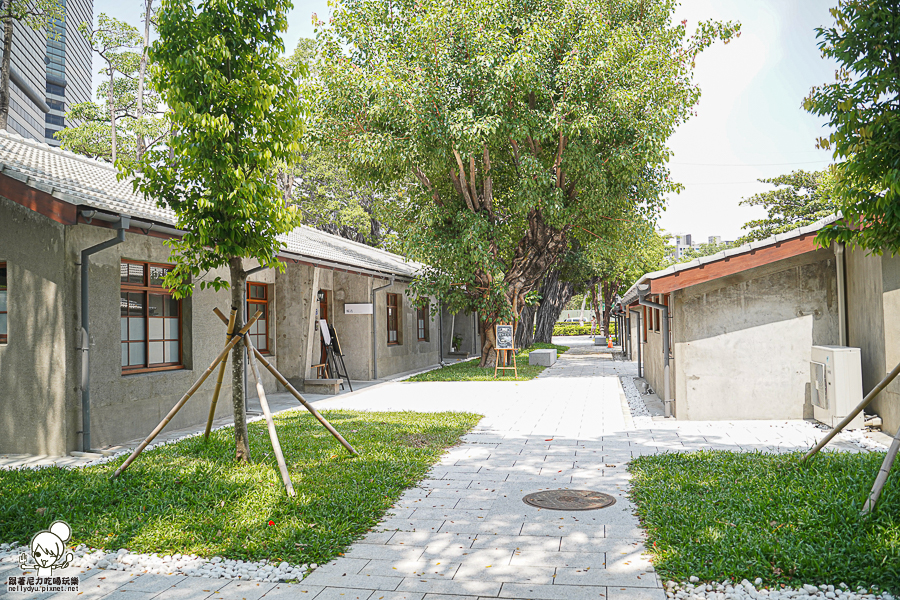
(81, 215), (130, 452)
(438, 299), (443, 366)
(638, 285), (672, 418)
(371, 275), (394, 380)
(835, 243), (848, 346)
(629, 308), (642, 378)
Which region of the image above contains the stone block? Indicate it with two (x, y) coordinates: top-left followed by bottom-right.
(303, 379), (342, 395)
(528, 349), (557, 366)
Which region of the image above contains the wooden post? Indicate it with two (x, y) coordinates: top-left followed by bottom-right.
(212, 308), (358, 456)
(861, 423), (900, 515)
(205, 309), (236, 439)
(111, 311), (262, 479)
(245, 336), (296, 497)
(802, 358), (900, 462)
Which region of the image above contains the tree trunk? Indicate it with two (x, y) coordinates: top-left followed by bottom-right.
(533, 269), (574, 344)
(0, 16), (13, 131)
(590, 283), (602, 333)
(229, 257), (251, 462)
(136, 0), (152, 159)
(601, 278), (621, 336)
(515, 303), (536, 350)
(108, 64), (117, 163)
(479, 315), (498, 367)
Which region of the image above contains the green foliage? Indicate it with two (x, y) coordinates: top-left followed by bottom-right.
(735, 169), (838, 244)
(630, 451), (900, 591)
(804, 1), (900, 255)
(407, 343), (569, 381)
(0, 410), (480, 565)
(310, 0), (739, 326)
(128, 0), (307, 297)
(552, 323), (593, 336)
(294, 147), (392, 247)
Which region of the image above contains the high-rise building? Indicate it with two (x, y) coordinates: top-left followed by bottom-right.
(0, 0), (93, 145)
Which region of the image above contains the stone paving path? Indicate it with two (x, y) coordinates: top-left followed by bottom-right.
(4, 339), (868, 599)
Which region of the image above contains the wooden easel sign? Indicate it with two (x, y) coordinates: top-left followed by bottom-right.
(494, 324), (517, 379)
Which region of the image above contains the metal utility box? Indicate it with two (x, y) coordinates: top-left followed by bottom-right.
(810, 345), (864, 429)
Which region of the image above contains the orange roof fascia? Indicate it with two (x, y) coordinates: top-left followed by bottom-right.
(648, 233), (822, 295)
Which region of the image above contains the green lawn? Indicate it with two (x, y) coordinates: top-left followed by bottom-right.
(629, 451), (900, 592)
(0, 410), (480, 565)
(407, 342), (570, 382)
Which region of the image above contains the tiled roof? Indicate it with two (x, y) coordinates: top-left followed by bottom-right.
(0, 129), (420, 277)
(620, 213), (840, 305)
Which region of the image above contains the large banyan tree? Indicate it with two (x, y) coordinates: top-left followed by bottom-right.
(310, 0), (738, 365)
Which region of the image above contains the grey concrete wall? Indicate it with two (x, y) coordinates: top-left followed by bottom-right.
(669, 248), (839, 421)
(374, 281), (441, 378)
(331, 271), (375, 381)
(0, 197), (73, 455)
(846, 248), (900, 434)
(67, 224), (278, 451)
(643, 305), (674, 414)
(274, 262), (316, 388)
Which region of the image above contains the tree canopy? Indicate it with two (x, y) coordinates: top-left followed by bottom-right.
(310, 0), (738, 362)
(805, 0), (900, 255)
(734, 169), (838, 245)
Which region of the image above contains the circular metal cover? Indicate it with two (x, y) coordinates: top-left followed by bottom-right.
(522, 489), (616, 511)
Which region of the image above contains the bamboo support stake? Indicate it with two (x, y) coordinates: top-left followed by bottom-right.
(861, 423), (900, 515)
(205, 309), (237, 439)
(803, 358), (900, 462)
(111, 311), (262, 479)
(245, 336), (296, 497)
(212, 308), (358, 456)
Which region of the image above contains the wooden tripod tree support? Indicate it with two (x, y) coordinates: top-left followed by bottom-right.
(204, 309), (237, 439)
(801, 357), (900, 515)
(111, 309), (263, 480)
(212, 308), (358, 456)
(244, 334), (296, 497)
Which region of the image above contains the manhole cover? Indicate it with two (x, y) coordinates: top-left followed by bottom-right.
(522, 489), (616, 511)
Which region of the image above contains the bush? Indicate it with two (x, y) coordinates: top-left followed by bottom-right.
(553, 322), (617, 336)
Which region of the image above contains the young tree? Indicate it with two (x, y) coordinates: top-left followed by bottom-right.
(804, 0), (900, 255)
(734, 169), (837, 244)
(130, 0), (305, 462)
(79, 14), (142, 164)
(0, 0), (63, 130)
(311, 0), (738, 365)
(135, 0), (154, 160)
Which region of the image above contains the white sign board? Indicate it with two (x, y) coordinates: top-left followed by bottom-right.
(345, 303), (374, 315)
(319, 319), (331, 344)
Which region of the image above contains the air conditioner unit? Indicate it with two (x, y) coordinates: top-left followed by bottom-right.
(810, 345), (864, 429)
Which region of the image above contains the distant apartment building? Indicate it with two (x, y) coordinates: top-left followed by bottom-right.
(670, 233), (733, 259)
(0, 0), (92, 145)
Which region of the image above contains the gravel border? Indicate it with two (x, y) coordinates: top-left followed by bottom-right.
(620, 374), (653, 428)
(666, 578), (895, 600)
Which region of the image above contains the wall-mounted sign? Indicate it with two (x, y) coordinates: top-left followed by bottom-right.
(345, 303), (373, 315)
(495, 324), (514, 350)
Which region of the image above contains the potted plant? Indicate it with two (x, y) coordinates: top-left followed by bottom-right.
(451, 334), (463, 353)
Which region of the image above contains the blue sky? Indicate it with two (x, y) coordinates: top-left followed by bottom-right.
(91, 0), (838, 241)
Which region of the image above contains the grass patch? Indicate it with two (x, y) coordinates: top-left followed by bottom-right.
(0, 410), (480, 565)
(629, 451), (900, 591)
(407, 342), (570, 382)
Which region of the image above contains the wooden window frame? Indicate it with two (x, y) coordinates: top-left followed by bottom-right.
(247, 282), (270, 354)
(120, 260), (183, 374)
(0, 262), (7, 343)
(387, 293), (401, 345)
(417, 302), (429, 342)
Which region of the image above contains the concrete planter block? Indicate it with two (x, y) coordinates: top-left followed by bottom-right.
(594, 336), (607, 346)
(304, 379), (342, 395)
(528, 349), (557, 366)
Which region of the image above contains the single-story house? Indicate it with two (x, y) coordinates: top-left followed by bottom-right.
(621, 215), (899, 434)
(0, 129), (479, 456)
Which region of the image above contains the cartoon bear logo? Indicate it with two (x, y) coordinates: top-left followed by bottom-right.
(19, 521), (74, 577)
